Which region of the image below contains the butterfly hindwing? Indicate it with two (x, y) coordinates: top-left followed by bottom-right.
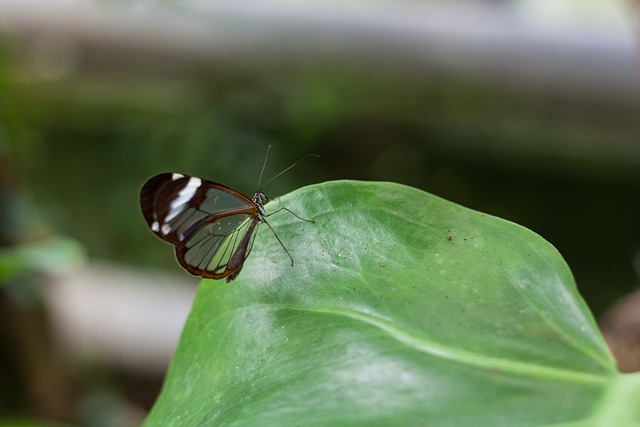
(177, 213), (258, 279)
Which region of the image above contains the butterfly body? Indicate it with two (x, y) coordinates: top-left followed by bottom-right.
(140, 172), (268, 283)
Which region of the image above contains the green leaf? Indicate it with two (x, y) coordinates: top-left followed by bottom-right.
(0, 236), (85, 284)
(144, 180), (639, 427)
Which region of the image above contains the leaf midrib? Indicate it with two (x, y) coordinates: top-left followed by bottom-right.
(229, 302), (614, 387)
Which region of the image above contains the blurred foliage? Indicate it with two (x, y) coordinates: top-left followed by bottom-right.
(0, 237), (85, 283)
(4, 58), (638, 315)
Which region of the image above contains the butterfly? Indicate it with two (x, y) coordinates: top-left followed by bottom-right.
(140, 148), (317, 283)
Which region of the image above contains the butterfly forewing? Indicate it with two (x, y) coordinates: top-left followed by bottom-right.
(140, 173), (261, 281)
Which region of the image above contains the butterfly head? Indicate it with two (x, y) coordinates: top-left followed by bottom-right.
(254, 191), (268, 218)
(254, 191), (268, 206)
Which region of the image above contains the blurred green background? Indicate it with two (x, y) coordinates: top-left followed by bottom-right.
(1, 0), (639, 425)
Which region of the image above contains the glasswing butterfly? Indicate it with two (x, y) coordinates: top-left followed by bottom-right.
(140, 147), (317, 283)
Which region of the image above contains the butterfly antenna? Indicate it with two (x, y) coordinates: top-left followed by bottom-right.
(259, 153), (320, 191)
(256, 144), (272, 190)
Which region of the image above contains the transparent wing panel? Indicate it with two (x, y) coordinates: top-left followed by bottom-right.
(182, 214), (254, 276)
(200, 187), (253, 214)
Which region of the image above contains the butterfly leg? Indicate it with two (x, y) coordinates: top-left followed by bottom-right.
(266, 207), (314, 223)
(261, 219), (295, 266)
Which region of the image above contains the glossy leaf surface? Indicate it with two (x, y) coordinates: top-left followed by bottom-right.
(144, 181), (638, 427)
